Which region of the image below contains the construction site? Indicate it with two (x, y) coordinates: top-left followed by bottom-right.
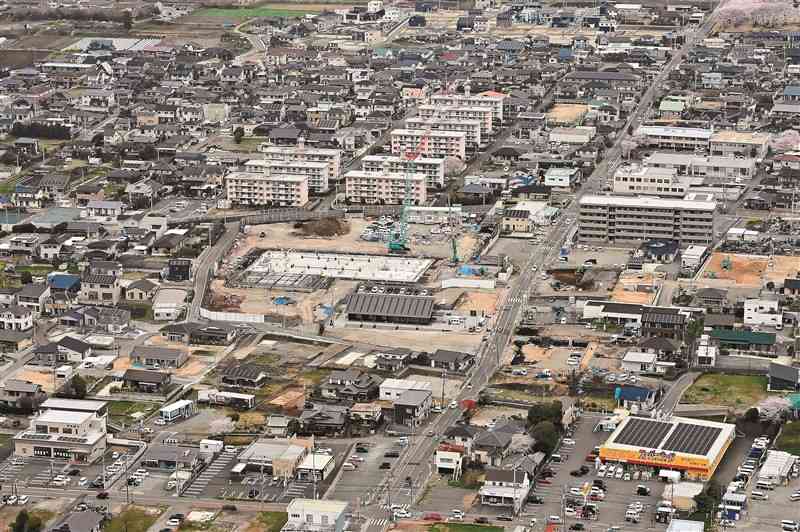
(699, 252), (800, 287)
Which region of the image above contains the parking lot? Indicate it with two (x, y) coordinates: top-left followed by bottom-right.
(530, 412), (666, 531)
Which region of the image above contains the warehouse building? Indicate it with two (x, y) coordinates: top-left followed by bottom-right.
(344, 170), (427, 205)
(226, 172), (309, 207)
(578, 194), (716, 245)
(599, 415), (735, 481)
(362, 155), (445, 189)
(391, 129), (467, 160)
(345, 293), (435, 324)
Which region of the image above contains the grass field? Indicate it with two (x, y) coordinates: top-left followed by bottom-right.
(104, 506), (160, 532)
(777, 421), (800, 455)
(683, 374), (768, 410)
(107, 401), (158, 424)
(192, 6), (320, 19)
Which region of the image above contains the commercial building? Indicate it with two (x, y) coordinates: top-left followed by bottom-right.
(478, 468), (531, 514)
(430, 89), (506, 124)
(645, 152), (756, 180)
(418, 104), (495, 134)
(245, 159), (330, 194)
(258, 143), (342, 191)
(578, 194), (716, 245)
(226, 172), (309, 207)
(600, 415), (735, 481)
(635, 126), (712, 151)
(390, 129), (467, 160)
(346, 292), (435, 324)
(283, 499), (350, 532)
(406, 116), (483, 149)
(709, 130), (770, 158)
(361, 154), (445, 189)
(235, 437), (313, 478)
(344, 170), (427, 205)
(13, 398), (107, 463)
(612, 165), (689, 197)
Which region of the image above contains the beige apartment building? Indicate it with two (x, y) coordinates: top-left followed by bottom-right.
(417, 104), (495, 135)
(244, 159), (330, 194)
(344, 170), (427, 205)
(361, 155), (445, 189)
(429, 89), (506, 123)
(578, 194), (717, 245)
(391, 129), (467, 160)
(406, 116), (483, 149)
(226, 172), (309, 207)
(257, 144), (342, 192)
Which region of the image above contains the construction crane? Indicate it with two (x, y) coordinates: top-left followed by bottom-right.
(388, 133), (428, 253)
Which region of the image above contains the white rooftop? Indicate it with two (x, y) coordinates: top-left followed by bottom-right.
(580, 194), (717, 211)
(36, 409), (93, 425)
(636, 125), (713, 139)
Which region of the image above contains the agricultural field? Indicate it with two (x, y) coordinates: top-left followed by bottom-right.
(682, 374), (768, 411)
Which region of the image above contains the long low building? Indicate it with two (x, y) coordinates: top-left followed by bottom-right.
(635, 126), (713, 151)
(226, 172), (308, 207)
(346, 292), (435, 324)
(578, 194), (716, 245)
(344, 170), (427, 205)
(391, 129), (467, 160)
(600, 415), (735, 481)
(644, 152), (756, 180)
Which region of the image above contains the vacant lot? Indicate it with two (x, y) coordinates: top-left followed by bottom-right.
(776, 421), (800, 455)
(245, 512), (288, 532)
(682, 374), (768, 411)
(104, 506), (161, 532)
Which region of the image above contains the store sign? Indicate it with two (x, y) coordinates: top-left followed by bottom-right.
(639, 449), (676, 463)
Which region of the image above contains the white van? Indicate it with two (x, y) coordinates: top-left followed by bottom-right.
(342, 463), (356, 471)
(751, 490), (768, 500)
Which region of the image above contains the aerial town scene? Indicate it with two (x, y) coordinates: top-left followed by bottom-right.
(2, 0), (800, 531)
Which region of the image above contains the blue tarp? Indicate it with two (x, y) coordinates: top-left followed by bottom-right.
(274, 297), (291, 305)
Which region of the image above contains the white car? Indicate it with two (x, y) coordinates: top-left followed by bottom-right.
(449, 401), (458, 409)
(78, 477), (88, 486)
(7, 496), (17, 505)
(154, 418), (167, 426)
(17, 496), (28, 505)
(136, 469), (149, 477)
(615, 468), (625, 479)
(564, 507), (577, 517)
(562, 438), (576, 446)
(569, 488), (583, 497)
(393, 510), (410, 519)
(597, 465), (607, 477)
(567, 357), (580, 366)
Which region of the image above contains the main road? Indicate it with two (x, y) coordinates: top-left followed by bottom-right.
(362, 8), (723, 532)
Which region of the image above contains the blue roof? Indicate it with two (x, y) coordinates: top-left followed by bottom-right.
(784, 85), (800, 97)
(617, 385), (653, 402)
(48, 274), (81, 290)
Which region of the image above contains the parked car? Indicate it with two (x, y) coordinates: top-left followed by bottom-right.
(474, 517), (490, 524)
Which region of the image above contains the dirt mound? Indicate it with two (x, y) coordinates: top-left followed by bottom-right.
(296, 217), (350, 238)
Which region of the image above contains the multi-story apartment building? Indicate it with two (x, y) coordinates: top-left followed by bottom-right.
(344, 170), (427, 205)
(244, 159), (330, 195)
(405, 117), (483, 149)
(645, 152), (756, 180)
(13, 398), (108, 463)
(257, 143), (342, 193)
(709, 130), (770, 158)
(417, 104), (495, 134)
(612, 165), (690, 197)
(635, 125), (712, 151)
(391, 129), (467, 160)
(361, 155), (445, 189)
(430, 89), (506, 124)
(226, 172), (309, 207)
(578, 194), (717, 245)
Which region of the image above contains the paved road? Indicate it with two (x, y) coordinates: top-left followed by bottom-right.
(659, 371), (700, 413)
(187, 221), (240, 321)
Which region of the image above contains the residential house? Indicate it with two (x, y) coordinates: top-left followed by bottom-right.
(429, 349), (474, 372)
(616, 385), (657, 411)
(744, 297), (783, 327)
(33, 336), (92, 365)
(298, 403), (349, 436)
(621, 351), (658, 374)
(130, 346), (188, 369)
(393, 389), (432, 427)
(695, 288), (728, 312)
(121, 369), (172, 394)
(473, 430), (512, 466)
(0, 379), (46, 410)
(0, 305), (32, 331)
(126, 279), (159, 301)
(220, 363), (269, 389)
(160, 322), (237, 346)
(319, 369), (380, 402)
(16, 283), (50, 316)
(641, 308), (687, 340)
(443, 425), (483, 455)
(78, 262), (121, 307)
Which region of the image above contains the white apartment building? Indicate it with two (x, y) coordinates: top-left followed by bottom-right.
(244, 159), (330, 195)
(406, 116), (483, 149)
(391, 129), (467, 160)
(744, 297), (782, 327)
(645, 152), (757, 180)
(14, 398), (107, 463)
(578, 194), (717, 245)
(418, 104), (495, 134)
(612, 165), (690, 197)
(226, 172), (309, 207)
(430, 89), (506, 123)
(257, 144), (342, 192)
(344, 170), (427, 205)
(361, 154), (445, 189)
(635, 125), (712, 151)
(709, 130), (770, 158)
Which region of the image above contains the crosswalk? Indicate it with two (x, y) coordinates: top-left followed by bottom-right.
(0, 459), (25, 483)
(379, 504), (409, 511)
(183, 449), (238, 496)
(367, 518), (389, 528)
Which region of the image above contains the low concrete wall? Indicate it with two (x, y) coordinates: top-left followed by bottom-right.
(200, 307), (265, 323)
(441, 278), (496, 290)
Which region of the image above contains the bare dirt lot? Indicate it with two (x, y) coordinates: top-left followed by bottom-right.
(16, 368), (58, 393)
(241, 220), (477, 260)
(547, 103), (589, 124)
(454, 290), (501, 316)
(327, 327), (481, 353)
(610, 271), (660, 304)
(471, 405), (528, 427)
(700, 252), (800, 287)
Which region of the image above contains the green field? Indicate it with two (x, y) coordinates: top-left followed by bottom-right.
(777, 421), (800, 455)
(104, 507), (160, 532)
(683, 374), (768, 410)
(194, 6), (320, 19)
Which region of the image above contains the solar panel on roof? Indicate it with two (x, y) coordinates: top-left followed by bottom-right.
(613, 417), (672, 449)
(662, 423), (721, 456)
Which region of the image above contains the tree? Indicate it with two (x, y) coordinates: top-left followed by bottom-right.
(20, 271), (32, 285)
(530, 421), (559, 455)
(233, 127), (245, 144)
(229, 412), (240, 423)
(527, 401), (563, 429)
(12, 510), (29, 532)
(744, 407), (760, 423)
(71, 374), (87, 399)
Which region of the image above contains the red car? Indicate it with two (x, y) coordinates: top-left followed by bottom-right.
(423, 513), (442, 521)
(585, 454), (598, 462)
(537, 478), (552, 485)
